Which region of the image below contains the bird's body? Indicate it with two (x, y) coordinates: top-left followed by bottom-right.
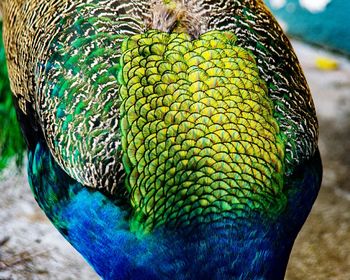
(0, 0), (322, 279)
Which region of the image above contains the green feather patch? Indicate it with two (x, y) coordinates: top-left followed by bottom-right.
(0, 22), (26, 172)
(119, 30), (287, 233)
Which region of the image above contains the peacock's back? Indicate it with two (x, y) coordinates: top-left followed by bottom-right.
(0, 0), (322, 279)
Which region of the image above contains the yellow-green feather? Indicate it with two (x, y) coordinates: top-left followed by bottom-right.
(119, 30), (286, 233)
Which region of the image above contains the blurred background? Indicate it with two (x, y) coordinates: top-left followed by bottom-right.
(266, 0), (350, 54)
(265, 0), (350, 279)
(1, 0), (350, 279)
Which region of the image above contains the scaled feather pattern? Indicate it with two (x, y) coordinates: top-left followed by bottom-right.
(0, 0), (322, 279)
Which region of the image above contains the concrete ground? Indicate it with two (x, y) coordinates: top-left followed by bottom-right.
(285, 41), (350, 280)
(0, 40), (349, 279)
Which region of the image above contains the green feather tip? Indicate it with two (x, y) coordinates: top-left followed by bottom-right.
(0, 22), (26, 172)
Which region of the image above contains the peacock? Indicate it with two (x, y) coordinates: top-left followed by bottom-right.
(0, 0), (322, 279)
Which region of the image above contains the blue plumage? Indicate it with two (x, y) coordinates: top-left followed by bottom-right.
(27, 140), (321, 279)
